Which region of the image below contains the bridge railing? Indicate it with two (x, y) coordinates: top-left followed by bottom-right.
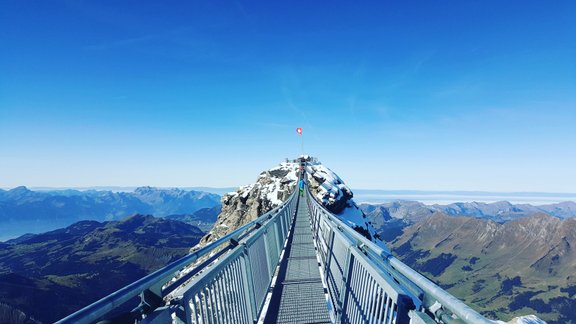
(306, 188), (495, 324)
(57, 189), (299, 324)
(173, 189), (298, 324)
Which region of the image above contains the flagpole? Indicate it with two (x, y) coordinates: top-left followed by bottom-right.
(296, 127), (303, 157)
(301, 133), (304, 156)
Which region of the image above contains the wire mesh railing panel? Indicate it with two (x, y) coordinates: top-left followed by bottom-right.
(264, 227), (280, 277)
(314, 217), (331, 263)
(185, 254), (251, 324)
(342, 255), (403, 324)
(247, 234), (271, 309)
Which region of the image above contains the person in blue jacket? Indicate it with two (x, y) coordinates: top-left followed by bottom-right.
(298, 179), (305, 197)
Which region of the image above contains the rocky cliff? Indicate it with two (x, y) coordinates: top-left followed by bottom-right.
(304, 157), (383, 244)
(199, 160), (299, 245)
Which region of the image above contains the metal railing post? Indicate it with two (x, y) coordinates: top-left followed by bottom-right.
(239, 244), (258, 323)
(337, 246), (354, 323)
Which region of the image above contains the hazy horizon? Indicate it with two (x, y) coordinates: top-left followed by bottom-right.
(3, 184), (576, 195)
(2, 185), (575, 206)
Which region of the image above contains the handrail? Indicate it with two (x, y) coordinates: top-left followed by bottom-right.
(305, 185), (495, 324)
(57, 188), (298, 324)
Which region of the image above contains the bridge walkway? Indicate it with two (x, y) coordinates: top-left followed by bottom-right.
(264, 193), (331, 324)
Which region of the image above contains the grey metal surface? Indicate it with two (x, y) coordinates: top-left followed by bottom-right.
(267, 194), (332, 324)
(275, 281), (331, 324)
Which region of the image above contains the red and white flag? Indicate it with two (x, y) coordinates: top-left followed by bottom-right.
(296, 127), (303, 135)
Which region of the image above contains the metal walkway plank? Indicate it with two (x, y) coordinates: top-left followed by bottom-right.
(264, 195), (331, 324)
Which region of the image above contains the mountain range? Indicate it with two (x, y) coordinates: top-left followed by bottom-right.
(361, 200), (576, 223)
(0, 215), (205, 323)
(359, 199), (576, 322)
(361, 200), (576, 241)
(2, 163), (575, 323)
(386, 212), (576, 323)
(0, 186), (220, 241)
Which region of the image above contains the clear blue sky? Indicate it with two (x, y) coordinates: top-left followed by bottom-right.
(1, 1), (575, 192)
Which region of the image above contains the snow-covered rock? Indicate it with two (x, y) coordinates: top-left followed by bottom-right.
(198, 160), (299, 246)
(304, 157), (384, 246)
(496, 315), (547, 324)
(305, 160), (352, 214)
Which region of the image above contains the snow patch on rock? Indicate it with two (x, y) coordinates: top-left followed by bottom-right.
(496, 315), (547, 324)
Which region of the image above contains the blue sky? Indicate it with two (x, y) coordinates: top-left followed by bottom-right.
(1, 1), (575, 192)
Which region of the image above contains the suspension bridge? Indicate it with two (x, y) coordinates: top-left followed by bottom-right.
(56, 161), (496, 324)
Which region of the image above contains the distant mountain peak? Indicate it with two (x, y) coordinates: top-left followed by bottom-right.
(9, 186), (30, 192)
(134, 186), (159, 193)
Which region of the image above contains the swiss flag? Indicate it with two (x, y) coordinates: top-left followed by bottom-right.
(296, 127), (303, 135)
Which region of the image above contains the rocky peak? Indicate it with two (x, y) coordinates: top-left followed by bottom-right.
(199, 160), (299, 245)
(197, 157), (385, 249)
(134, 186), (156, 194)
(502, 213), (563, 241)
(305, 161), (353, 214)
(134, 186), (184, 197)
(304, 158), (385, 247)
(0, 186), (42, 205)
(9, 186), (30, 193)
(3, 186), (33, 200)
